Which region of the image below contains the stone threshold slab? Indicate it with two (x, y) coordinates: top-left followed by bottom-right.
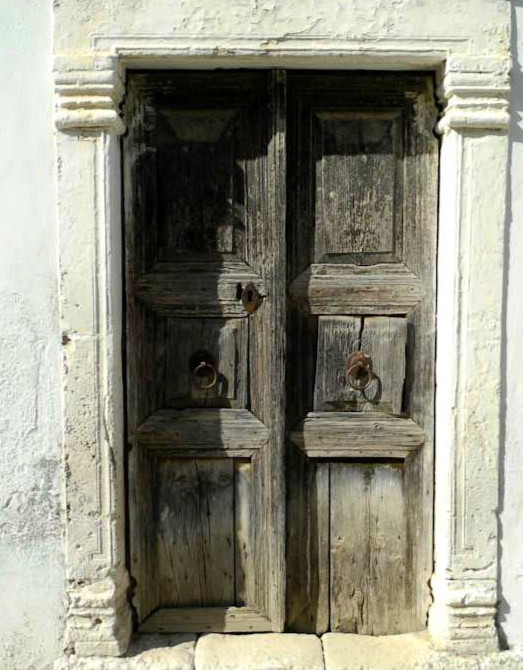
(55, 633), (523, 670)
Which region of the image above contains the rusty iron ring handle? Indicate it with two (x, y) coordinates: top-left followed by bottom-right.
(192, 361), (218, 390)
(346, 351), (374, 391)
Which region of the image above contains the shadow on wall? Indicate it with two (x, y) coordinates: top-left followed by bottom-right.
(498, 0), (523, 651)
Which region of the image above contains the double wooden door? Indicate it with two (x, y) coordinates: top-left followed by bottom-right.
(124, 71), (438, 635)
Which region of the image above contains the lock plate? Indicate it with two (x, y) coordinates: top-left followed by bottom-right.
(241, 283), (262, 313)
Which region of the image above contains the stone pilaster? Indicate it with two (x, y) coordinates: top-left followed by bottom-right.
(429, 55), (510, 654)
(54, 55), (131, 657)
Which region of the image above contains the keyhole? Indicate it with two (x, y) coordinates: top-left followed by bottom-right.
(241, 283), (261, 313)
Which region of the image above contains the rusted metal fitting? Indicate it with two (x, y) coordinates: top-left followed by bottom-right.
(346, 351), (374, 391)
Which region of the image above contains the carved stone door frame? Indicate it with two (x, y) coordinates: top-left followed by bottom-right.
(53, 39), (510, 659)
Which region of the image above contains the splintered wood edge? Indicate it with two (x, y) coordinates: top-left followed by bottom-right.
(290, 413), (425, 457)
(139, 607), (273, 633)
(133, 408), (270, 449)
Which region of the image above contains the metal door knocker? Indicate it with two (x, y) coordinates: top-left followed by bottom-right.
(190, 350), (219, 390)
(346, 351), (374, 391)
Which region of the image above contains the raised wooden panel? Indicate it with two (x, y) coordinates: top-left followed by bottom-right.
(315, 316), (407, 413)
(163, 317), (247, 408)
(135, 261), (267, 317)
(154, 457), (235, 607)
(134, 409), (269, 450)
(290, 265), (423, 315)
(156, 106), (244, 260)
(130, 446), (264, 621)
(291, 413), (425, 459)
(330, 462), (411, 635)
(314, 111), (402, 263)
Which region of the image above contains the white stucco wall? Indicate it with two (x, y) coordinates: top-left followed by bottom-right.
(0, 0), (65, 668)
(499, 0), (523, 651)
(0, 1), (522, 667)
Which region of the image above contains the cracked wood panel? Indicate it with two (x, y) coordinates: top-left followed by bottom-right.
(314, 316), (407, 413)
(330, 462), (411, 634)
(285, 73), (437, 634)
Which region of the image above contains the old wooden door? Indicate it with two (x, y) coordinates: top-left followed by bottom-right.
(124, 71), (438, 635)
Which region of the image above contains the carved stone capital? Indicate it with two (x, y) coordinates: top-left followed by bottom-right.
(438, 56), (510, 132)
(54, 55), (125, 134)
(65, 574), (132, 657)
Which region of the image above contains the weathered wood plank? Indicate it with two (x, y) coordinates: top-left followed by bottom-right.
(315, 316), (407, 413)
(402, 78), (439, 625)
(291, 412), (425, 458)
(314, 111), (403, 263)
(129, 436), (158, 623)
(234, 459), (255, 607)
(290, 266), (423, 315)
(246, 70), (287, 630)
(155, 105), (243, 260)
(314, 316), (361, 411)
(286, 73), (437, 634)
(164, 317), (247, 408)
(330, 463), (409, 635)
(285, 454), (330, 633)
(359, 317), (407, 413)
(154, 458), (235, 608)
(134, 409), (269, 449)
(139, 607), (272, 633)
(134, 262), (267, 317)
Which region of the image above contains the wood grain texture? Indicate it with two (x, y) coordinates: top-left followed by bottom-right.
(290, 265), (423, 315)
(285, 455), (330, 633)
(125, 71), (283, 632)
(246, 71), (287, 630)
(314, 111), (403, 262)
(154, 458), (235, 607)
(126, 71), (438, 635)
(156, 105), (243, 260)
(163, 317), (247, 408)
(139, 607), (272, 633)
(134, 409), (269, 449)
(291, 412), (425, 458)
(315, 316), (407, 413)
(286, 72), (437, 634)
(330, 463), (410, 635)
(135, 262), (267, 317)
(235, 459), (255, 607)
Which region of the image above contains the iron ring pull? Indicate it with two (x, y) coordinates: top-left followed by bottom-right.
(191, 360), (219, 390)
(346, 351), (374, 391)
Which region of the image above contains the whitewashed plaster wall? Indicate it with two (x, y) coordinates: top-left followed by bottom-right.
(1, 0), (523, 668)
(0, 0), (64, 669)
